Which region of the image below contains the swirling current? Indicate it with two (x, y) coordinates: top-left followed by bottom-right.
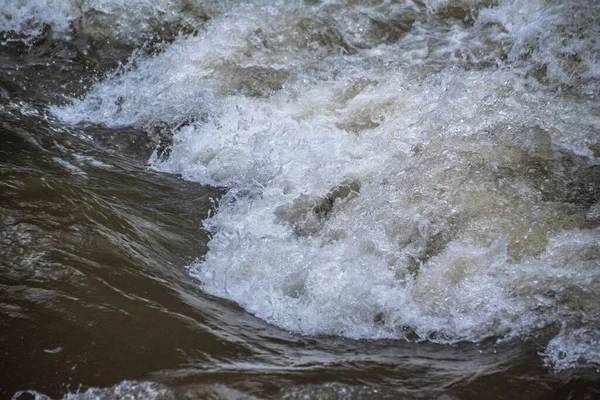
(1, 0), (600, 399)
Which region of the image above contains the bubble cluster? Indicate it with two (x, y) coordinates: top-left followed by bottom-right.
(54, 0), (600, 370)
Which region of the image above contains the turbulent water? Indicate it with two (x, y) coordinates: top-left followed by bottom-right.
(2, 0), (600, 398)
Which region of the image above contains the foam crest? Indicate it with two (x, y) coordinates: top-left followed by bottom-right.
(54, 0), (600, 371)
(1, 0), (216, 44)
(1, 0), (76, 40)
(478, 0), (600, 91)
(167, 67), (598, 366)
(10, 381), (172, 400)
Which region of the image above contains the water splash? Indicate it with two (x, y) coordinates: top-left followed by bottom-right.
(52, 0), (600, 371)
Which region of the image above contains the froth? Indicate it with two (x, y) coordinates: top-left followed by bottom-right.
(1, 0), (74, 40)
(1, 0), (216, 44)
(54, 0), (600, 370)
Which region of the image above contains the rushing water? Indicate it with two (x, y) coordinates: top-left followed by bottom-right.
(2, 0), (600, 398)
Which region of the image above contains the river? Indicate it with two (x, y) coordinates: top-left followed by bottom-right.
(1, 1), (599, 398)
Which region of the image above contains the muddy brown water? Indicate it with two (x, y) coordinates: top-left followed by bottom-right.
(1, 6), (600, 399)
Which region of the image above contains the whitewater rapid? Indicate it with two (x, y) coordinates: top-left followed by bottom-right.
(5, 0), (599, 371)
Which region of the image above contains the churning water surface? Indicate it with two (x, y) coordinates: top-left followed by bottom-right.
(1, 0), (600, 398)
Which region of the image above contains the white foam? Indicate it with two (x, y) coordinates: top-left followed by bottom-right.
(1, 0), (75, 40)
(543, 327), (600, 371)
(62, 380), (173, 400)
(1, 0), (219, 44)
(11, 390), (52, 400)
(478, 0), (600, 90)
(54, 0), (600, 370)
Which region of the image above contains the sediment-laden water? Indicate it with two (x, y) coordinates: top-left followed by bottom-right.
(1, 1), (599, 398)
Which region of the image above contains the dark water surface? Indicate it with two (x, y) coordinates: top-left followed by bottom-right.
(2, 1), (600, 399)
